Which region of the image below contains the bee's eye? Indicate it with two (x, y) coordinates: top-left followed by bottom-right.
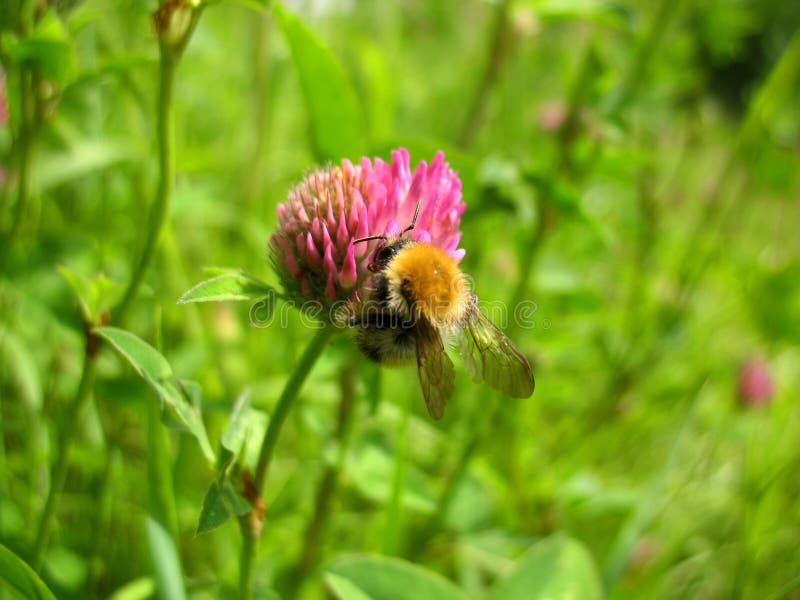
(377, 245), (396, 263)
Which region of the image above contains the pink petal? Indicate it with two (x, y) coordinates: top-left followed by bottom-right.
(325, 271), (337, 301)
(306, 233), (321, 266)
(415, 229), (432, 244)
(311, 217), (322, 243)
(323, 242), (336, 276)
(339, 243), (357, 288)
(284, 251), (302, 278)
(326, 200), (336, 232)
(382, 219), (401, 237)
(321, 222), (333, 252)
(336, 210), (349, 248)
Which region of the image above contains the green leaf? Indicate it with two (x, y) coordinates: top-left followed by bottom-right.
(527, 0), (629, 29)
(221, 391), (251, 454)
(196, 480), (250, 535)
(58, 267), (120, 324)
(326, 554), (470, 600)
(324, 572), (373, 600)
(273, 2), (367, 161)
(350, 444), (436, 513)
(146, 516), (186, 600)
(95, 327), (215, 463)
(94, 326), (172, 383)
(488, 535), (603, 600)
(223, 482), (252, 515)
(42, 546), (88, 590)
(107, 577), (156, 600)
(1, 10), (76, 81)
(0, 329), (42, 411)
(37, 140), (140, 191)
(0, 544), (58, 600)
(197, 391), (254, 535)
(196, 481), (230, 535)
(217, 390), (252, 473)
(177, 272), (275, 304)
(226, 0), (270, 9)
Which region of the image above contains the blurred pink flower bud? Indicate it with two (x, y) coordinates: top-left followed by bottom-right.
(270, 148), (466, 316)
(538, 101), (567, 132)
(737, 358), (774, 407)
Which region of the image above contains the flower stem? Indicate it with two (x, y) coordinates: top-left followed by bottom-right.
(30, 11), (201, 569)
(112, 51), (176, 322)
(384, 394), (409, 554)
(281, 357), (359, 598)
(239, 325), (336, 599)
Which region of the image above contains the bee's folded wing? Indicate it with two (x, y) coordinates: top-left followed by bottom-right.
(416, 316), (455, 419)
(458, 308), (534, 398)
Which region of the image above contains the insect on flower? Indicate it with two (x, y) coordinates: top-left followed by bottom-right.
(270, 149), (534, 418)
(349, 199), (535, 419)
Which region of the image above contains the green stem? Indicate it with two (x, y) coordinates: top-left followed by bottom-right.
(254, 326), (336, 487)
(243, 10), (273, 205)
(239, 325), (336, 600)
(5, 65), (35, 248)
(239, 533), (256, 600)
(112, 51), (176, 322)
(282, 357), (358, 598)
(458, 0), (512, 149)
(602, 0), (681, 116)
(556, 38), (597, 176)
(384, 394), (409, 554)
(31, 10), (202, 569)
(112, 5), (202, 322)
(31, 352), (97, 569)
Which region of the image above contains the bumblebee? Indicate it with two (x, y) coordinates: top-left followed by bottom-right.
(349, 202), (534, 419)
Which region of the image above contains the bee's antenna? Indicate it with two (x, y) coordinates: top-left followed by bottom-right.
(353, 234), (387, 245)
(401, 198), (422, 236)
(355, 198), (422, 245)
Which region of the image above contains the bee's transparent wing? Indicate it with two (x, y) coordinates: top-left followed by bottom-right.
(458, 304), (534, 398)
(415, 315), (455, 419)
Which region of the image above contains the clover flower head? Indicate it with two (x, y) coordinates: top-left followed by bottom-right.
(270, 148), (466, 314)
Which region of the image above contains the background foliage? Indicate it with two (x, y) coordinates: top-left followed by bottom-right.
(1, 0), (799, 598)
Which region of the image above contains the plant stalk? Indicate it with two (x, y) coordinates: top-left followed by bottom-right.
(5, 65), (35, 249)
(239, 325), (336, 600)
(31, 352), (96, 569)
(112, 52), (177, 322)
(30, 11), (201, 569)
(282, 357), (358, 598)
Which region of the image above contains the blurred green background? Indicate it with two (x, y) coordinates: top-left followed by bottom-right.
(1, 0), (799, 598)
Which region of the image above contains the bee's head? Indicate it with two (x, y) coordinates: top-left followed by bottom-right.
(354, 198), (424, 272)
(367, 238), (414, 272)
